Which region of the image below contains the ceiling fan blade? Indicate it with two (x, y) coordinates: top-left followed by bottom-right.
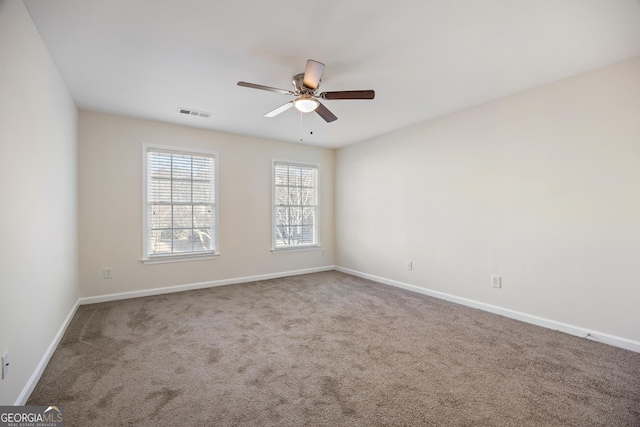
(264, 101), (294, 117)
(321, 90), (375, 100)
(315, 102), (337, 123)
(238, 81), (294, 96)
(303, 59), (325, 89)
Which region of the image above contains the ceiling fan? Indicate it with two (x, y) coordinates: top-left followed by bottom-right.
(237, 59), (375, 123)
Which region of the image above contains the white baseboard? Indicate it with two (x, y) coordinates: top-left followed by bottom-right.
(15, 300), (80, 405)
(79, 265), (336, 305)
(336, 266), (640, 354)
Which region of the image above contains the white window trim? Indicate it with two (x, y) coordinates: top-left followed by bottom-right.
(270, 245), (321, 254)
(141, 144), (219, 264)
(141, 252), (220, 265)
(271, 158), (321, 252)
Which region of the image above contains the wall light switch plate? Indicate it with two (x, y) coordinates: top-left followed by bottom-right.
(492, 276), (502, 288)
(2, 352), (8, 379)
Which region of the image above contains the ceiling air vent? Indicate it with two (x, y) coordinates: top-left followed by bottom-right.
(177, 108), (211, 118)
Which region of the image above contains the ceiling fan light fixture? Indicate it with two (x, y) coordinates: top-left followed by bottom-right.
(293, 96), (319, 113)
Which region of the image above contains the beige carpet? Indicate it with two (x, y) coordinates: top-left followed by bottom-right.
(28, 271), (640, 426)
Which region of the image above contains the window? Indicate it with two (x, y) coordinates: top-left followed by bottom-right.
(143, 146), (217, 263)
(273, 161), (319, 249)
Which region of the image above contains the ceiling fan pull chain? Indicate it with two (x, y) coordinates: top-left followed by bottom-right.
(299, 111), (303, 142)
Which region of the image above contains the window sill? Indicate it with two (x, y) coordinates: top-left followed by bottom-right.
(271, 245), (321, 254)
(141, 252), (220, 265)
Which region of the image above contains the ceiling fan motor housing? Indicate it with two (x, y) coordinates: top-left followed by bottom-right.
(292, 73), (318, 94)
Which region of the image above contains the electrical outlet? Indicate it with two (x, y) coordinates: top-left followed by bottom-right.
(2, 352), (8, 379)
(103, 268), (112, 279)
(492, 275), (502, 288)
(406, 261), (413, 271)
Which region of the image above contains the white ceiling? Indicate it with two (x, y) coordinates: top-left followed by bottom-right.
(23, 0), (640, 148)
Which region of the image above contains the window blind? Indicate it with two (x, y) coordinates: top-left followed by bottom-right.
(273, 162), (318, 248)
(146, 149), (216, 256)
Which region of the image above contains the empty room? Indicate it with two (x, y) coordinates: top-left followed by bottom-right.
(1, 0), (640, 425)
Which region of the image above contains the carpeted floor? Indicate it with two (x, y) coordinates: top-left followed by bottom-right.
(28, 271), (640, 426)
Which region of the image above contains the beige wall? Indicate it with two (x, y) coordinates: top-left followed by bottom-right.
(78, 111), (335, 298)
(0, 1), (79, 404)
(336, 57), (640, 342)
